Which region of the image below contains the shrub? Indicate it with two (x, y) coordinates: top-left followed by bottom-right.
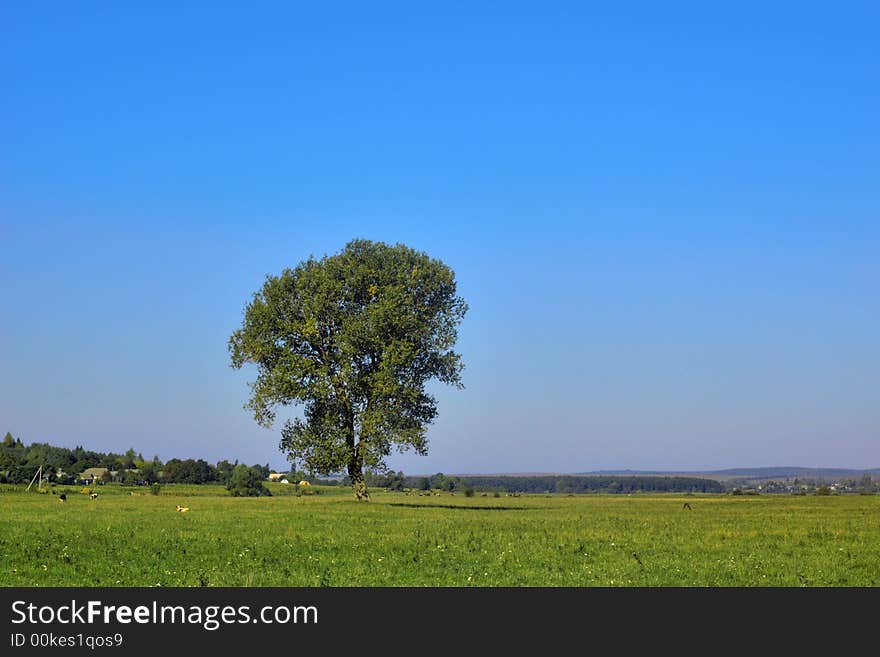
(149, 483), (161, 495)
(464, 487), (475, 498)
(226, 465), (271, 497)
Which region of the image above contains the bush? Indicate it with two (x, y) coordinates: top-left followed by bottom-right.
(463, 487), (475, 498)
(816, 486), (832, 496)
(150, 483), (161, 496)
(226, 465), (271, 497)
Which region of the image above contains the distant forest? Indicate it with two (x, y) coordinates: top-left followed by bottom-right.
(396, 473), (724, 494)
(5, 432), (872, 495)
(1, 433), (722, 492)
(0, 432), (269, 486)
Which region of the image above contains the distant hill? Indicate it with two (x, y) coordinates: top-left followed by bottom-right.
(579, 467), (880, 482)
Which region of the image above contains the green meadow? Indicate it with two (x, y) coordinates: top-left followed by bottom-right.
(1, 484), (878, 586)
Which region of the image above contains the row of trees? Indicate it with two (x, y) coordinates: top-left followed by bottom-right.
(14, 431), (869, 497)
(0, 432), (270, 489)
(159, 459), (270, 485)
(1, 432), (146, 483)
(401, 473), (725, 494)
(302, 470), (727, 493)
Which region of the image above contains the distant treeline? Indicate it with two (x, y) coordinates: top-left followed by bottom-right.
(397, 472), (724, 494)
(2, 432), (721, 494)
(0, 432), (269, 486)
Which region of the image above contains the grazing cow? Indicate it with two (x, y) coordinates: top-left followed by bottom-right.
(58, 494), (67, 502)
(175, 505), (190, 513)
(682, 502), (692, 510)
(90, 493), (98, 500)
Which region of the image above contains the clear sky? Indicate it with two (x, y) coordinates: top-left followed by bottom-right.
(2, 2), (878, 473)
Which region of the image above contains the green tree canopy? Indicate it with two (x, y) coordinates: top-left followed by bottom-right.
(229, 239), (467, 500)
(226, 464), (271, 497)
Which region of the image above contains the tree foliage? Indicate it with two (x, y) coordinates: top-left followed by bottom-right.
(365, 469), (406, 491)
(226, 464), (272, 497)
(402, 474), (726, 494)
(0, 434), (271, 488)
(161, 458), (216, 484)
(229, 240), (467, 499)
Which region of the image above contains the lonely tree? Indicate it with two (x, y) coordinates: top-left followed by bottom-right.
(229, 239), (467, 500)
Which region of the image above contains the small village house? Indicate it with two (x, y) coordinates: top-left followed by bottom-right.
(78, 467), (109, 484)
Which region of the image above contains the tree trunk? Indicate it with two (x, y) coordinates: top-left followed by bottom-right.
(345, 408), (369, 501)
(349, 464), (370, 501)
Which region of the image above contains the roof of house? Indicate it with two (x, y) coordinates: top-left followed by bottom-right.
(80, 467), (109, 478)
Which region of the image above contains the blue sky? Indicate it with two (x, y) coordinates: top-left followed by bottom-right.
(2, 2), (878, 473)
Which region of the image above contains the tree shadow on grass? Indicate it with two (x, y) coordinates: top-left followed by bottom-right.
(383, 502), (527, 511)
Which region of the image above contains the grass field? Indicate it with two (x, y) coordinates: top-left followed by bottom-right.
(1, 484), (878, 586)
